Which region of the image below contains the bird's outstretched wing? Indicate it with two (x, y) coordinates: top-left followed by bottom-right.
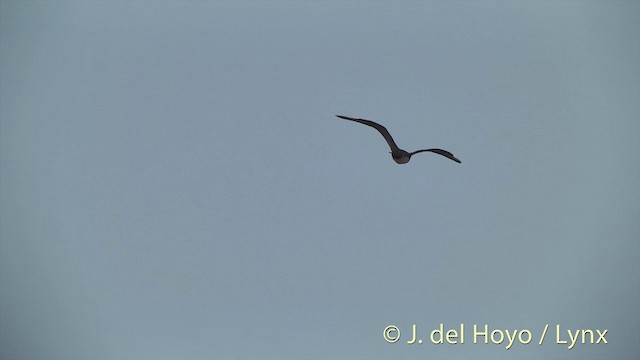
(410, 148), (462, 163)
(335, 115), (400, 151)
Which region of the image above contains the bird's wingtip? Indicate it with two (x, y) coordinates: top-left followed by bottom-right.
(336, 114), (358, 121)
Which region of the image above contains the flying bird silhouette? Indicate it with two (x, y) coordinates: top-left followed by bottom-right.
(336, 115), (461, 164)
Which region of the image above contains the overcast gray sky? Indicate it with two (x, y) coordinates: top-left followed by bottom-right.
(1, 1), (639, 359)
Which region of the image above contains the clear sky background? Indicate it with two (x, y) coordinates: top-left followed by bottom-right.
(1, 1), (638, 359)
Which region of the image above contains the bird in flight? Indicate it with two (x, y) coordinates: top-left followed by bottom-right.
(336, 115), (461, 165)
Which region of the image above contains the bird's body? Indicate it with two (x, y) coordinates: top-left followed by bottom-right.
(391, 149), (411, 164)
(336, 115), (461, 164)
